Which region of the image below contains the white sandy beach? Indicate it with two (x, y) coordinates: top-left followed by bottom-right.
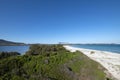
(64, 45), (120, 80)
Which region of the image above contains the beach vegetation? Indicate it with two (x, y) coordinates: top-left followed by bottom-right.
(90, 51), (95, 54)
(0, 44), (112, 80)
(0, 52), (20, 59)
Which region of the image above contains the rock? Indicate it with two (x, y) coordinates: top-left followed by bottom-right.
(44, 59), (49, 64)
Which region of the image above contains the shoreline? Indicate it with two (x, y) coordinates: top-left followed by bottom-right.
(64, 45), (120, 80)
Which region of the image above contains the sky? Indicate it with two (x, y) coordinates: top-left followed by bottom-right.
(0, 0), (120, 44)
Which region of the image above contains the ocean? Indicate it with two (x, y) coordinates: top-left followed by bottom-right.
(70, 44), (120, 54)
(0, 46), (29, 54)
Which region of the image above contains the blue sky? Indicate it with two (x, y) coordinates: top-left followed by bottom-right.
(0, 0), (120, 43)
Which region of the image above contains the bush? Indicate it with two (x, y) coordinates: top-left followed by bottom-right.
(0, 52), (20, 59)
(25, 44), (66, 56)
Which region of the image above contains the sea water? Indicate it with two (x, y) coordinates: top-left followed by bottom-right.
(71, 44), (120, 54)
(0, 46), (29, 54)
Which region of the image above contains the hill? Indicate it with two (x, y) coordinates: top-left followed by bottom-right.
(0, 39), (26, 46)
(0, 44), (112, 80)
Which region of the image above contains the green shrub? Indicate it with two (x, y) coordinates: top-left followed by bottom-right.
(0, 52), (20, 59)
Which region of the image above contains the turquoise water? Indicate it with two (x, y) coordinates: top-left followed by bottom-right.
(71, 44), (120, 53)
(0, 46), (29, 54)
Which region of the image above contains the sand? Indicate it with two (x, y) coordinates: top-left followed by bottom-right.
(64, 45), (120, 80)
